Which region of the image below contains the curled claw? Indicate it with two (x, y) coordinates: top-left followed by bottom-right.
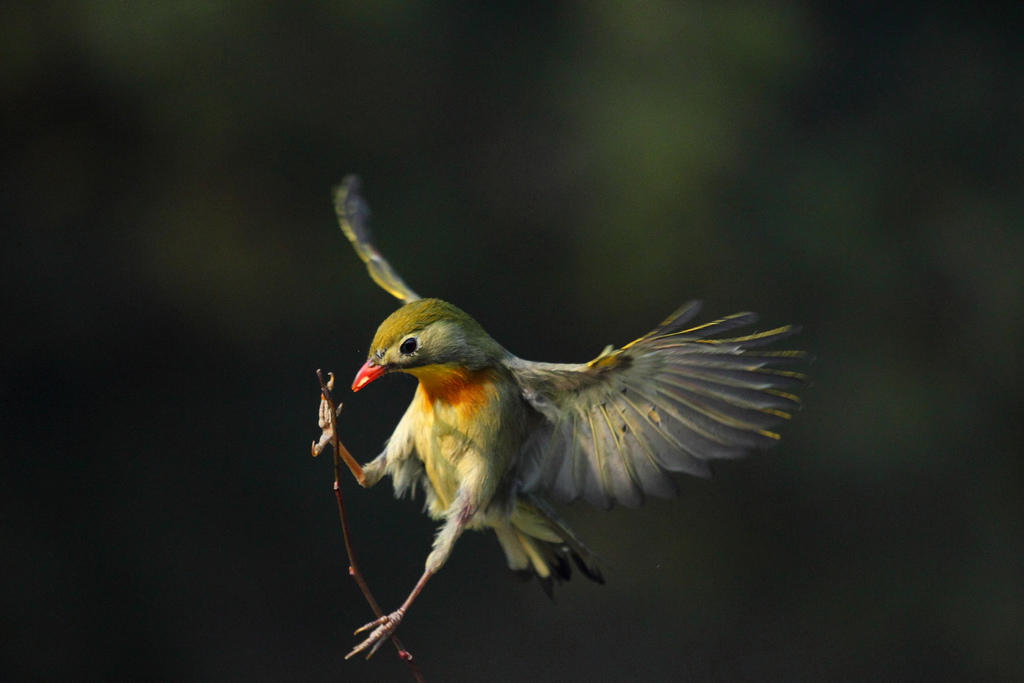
(346, 608), (405, 660)
(312, 373), (337, 457)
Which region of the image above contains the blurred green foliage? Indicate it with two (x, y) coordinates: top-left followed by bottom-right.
(2, 2), (1022, 681)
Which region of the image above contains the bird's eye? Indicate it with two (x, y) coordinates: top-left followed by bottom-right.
(399, 337), (418, 355)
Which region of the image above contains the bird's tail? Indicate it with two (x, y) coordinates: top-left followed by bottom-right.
(495, 496), (604, 599)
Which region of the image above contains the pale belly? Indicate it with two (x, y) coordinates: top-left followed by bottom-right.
(411, 386), (522, 525)
(419, 432), (462, 515)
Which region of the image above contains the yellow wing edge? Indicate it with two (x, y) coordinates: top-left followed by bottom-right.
(333, 175), (421, 304)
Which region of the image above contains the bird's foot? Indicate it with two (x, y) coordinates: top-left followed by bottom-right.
(346, 608), (405, 660)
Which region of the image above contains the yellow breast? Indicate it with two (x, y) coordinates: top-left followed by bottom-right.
(406, 365), (504, 515)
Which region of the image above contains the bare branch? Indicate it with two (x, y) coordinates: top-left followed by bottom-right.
(314, 369), (425, 682)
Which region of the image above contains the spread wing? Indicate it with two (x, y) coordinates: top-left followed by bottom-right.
(507, 301), (807, 509)
(333, 175), (420, 304)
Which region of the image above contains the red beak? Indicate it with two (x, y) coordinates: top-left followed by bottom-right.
(352, 360), (387, 392)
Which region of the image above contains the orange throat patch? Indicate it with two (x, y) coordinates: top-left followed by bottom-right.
(410, 365), (496, 412)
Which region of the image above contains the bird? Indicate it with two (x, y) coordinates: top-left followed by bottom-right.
(334, 176), (807, 659)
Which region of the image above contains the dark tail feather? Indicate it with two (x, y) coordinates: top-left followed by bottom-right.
(525, 539), (598, 602)
(525, 493), (606, 588)
(538, 574), (555, 601)
(571, 549), (605, 585)
(498, 495), (606, 598)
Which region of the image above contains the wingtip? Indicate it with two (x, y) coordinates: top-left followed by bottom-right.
(332, 174), (358, 209)
(333, 175), (371, 240)
(332, 176), (421, 303)
(657, 300), (704, 333)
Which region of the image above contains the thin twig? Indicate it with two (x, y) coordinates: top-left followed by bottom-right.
(315, 369), (425, 682)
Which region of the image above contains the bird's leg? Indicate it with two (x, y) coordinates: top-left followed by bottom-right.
(359, 452), (387, 489)
(347, 492), (477, 659)
(346, 567), (432, 660)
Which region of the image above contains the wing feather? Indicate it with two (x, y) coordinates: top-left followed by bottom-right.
(596, 403), (643, 507)
(333, 175), (421, 304)
(658, 375), (794, 422)
(584, 409), (611, 509)
(508, 304), (807, 507)
(612, 398), (681, 499)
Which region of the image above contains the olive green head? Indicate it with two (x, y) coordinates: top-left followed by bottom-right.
(365, 298), (505, 373)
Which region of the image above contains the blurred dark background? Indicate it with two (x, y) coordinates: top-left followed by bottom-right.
(3, 2), (1022, 681)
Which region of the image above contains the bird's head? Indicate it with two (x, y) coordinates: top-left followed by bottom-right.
(352, 298), (505, 392)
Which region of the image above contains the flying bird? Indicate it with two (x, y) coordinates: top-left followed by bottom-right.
(335, 176), (807, 658)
